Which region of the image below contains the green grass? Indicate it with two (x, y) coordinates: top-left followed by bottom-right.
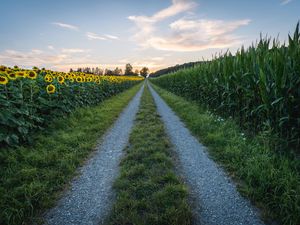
(151, 83), (300, 225)
(108, 85), (192, 225)
(0, 83), (142, 225)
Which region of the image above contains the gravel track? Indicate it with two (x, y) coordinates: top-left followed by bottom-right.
(45, 85), (144, 225)
(148, 83), (264, 225)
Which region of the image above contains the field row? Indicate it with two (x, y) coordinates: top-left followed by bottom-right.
(0, 66), (143, 147)
(151, 24), (300, 154)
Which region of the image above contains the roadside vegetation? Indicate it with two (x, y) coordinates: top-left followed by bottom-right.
(0, 83), (142, 225)
(151, 84), (300, 225)
(151, 24), (300, 155)
(108, 85), (192, 225)
(0, 65), (143, 147)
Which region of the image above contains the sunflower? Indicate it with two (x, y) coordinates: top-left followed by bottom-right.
(76, 76), (83, 82)
(46, 84), (56, 94)
(0, 75), (8, 85)
(57, 75), (65, 84)
(69, 78), (74, 83)
(7, 71), (17, 80)
(16, 71), (26, 78)
(44, 74), (53, 83)
(27, 71), (37, 79)
(0, 66), (6, 72)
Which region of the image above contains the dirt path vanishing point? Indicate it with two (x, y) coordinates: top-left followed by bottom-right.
(45, 85), (144, 225)
(148, 83), (264, 225)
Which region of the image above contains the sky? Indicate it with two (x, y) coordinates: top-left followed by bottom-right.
(0, 0), (299, 72)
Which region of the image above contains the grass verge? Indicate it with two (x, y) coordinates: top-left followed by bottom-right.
(151, 83), (300, 225)
(108, 85), (192, 225)
(0, 83), (142, 225)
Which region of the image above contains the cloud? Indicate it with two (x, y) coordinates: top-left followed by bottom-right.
(280, 0), (292, 5)
(0, 48), (94, 71)
(150, 57), (164, 61)
(128, 0), (250, 52)
(52, 22), (79, 31)
(0, 48), (167, 72)
(0, 49), (68, 67)
(128, 0), (196, 23)
(118, 56), (166, 71)
(61, 48), (90, 54)
(104, 34), (119, 40)
(86, 32), (107, 40)
(48, 45), (55, 50)
(86, 32), (119, 41)
(31, 49), (43, 54)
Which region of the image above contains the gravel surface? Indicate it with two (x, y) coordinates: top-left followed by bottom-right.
(148, 83), (264, 225)
(45, 85), (144, 225)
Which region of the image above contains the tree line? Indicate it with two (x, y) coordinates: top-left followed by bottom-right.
(149, 61), (202, 77)
(70, 63), (149, 77)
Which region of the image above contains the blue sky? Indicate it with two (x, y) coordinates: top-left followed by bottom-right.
(0, 0), (299, 72)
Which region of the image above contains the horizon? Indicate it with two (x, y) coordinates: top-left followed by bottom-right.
(0, 0), (299, 73)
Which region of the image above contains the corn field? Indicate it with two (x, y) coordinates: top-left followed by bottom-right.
(152, 24), (300, 153)
(0, 66), (143, 147)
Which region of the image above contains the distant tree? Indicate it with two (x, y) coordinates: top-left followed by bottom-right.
(140, 67), (149, 78)
(104, 69), (114, 76)
(124, 63), (134, 76)
(113, 67), (123, 76)
(133, 69), (139, 76)
(69, 68), (73, 72)
(84, 67), (91, 74)
(149, 61), (202, 77)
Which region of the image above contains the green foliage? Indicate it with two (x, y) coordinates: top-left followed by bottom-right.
(140, 67), (149, 78)
(125, 63), (134, 76)
(0, 69), (142, 147)
(108, 86), (192, 225)
(151, 23), (300, 154)
(0, 84), (142, 225)
(152, 84), (300, 225)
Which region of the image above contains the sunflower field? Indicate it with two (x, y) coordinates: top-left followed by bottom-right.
(151, 23), (300, 153)
(0, 66), (143, 147)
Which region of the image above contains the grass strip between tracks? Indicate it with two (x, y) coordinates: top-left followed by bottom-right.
(108, 84), (192, 225)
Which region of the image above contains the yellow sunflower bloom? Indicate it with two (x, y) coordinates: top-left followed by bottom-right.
(44, 74), (53, 83)
(57, 75), (65, 84)
(27, 71), (37, 79)
(46, 84), (56, 94)
(76, 76), (83, 82)
(0, 75), (8, 85)
(7, 72), (17, 80)
(16, 71), (26, 78)
(0, 66), (7, 72)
